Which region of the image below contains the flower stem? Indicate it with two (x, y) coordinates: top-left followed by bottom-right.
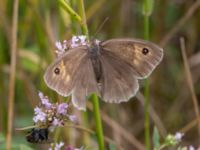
(142, 0), (153, 149)
(77, 0), (89, 38)
(91, 94), (105, 150)
(58, 0), (82, 22)
(76, 0), (104, 149)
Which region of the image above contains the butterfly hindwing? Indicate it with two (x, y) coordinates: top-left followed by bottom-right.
(101, 38), (163, 79)
(71, 56), (100, 110)
(99, 50), (139, 103)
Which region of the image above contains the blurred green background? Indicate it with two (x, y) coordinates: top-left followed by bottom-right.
(0, 0), (200, 149)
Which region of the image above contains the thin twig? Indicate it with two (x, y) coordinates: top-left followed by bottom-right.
(86, 0), (106, 20)
(180, 37), (200, 140)
(160, 0), (200, 47)
(87, 102), (145, 150)
(179, 116), (200, 133)
(136, 92), (167, 137)
(65, 124), (124, 150)
(6, 0), (19, 149)
(101, 111), (145, 150)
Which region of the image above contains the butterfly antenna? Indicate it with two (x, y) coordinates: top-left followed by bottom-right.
(93, 17), (110, 38)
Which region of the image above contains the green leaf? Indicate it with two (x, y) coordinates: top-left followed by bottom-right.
(153, 126), (160, 150)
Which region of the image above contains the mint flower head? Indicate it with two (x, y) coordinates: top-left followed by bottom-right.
(48, 142), (84, 150)
(33, 91), (77, 128)
(33, 107), (46, 123)
(189, 146), (195, 150)
(38, 91), (52, 109)
(165, 132), (184, 146)
(49, 141), (64, 150)
(55, 40), (67, 57)
(55, 35), (88, 57)
(71, 35), (87, 48)
(57, 103), (68, 115)
(174, 132), (184, 142)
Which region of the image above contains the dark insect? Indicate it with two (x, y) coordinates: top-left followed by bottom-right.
(26, 128), (49, 143)
(44, 38), (163, 110)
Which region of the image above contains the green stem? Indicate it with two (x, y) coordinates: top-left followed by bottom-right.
(60, 0), (104, 148)
(58, 0), (82, 22)
(91, 94), (105, 150)
(77, 0), (89, 38)
(144, 14), (150, 39)
(143, 0), (151, 150)
(76, 0), (104, 149)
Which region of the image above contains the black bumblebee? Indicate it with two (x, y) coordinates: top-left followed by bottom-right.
(26, 127), (49, 143)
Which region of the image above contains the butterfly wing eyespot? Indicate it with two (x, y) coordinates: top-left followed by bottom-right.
(54, 67), (60, 75)
(142, 47), (149, 55)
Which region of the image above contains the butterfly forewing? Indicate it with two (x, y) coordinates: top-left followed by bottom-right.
(99, 50), (139, 103)
(101, 38), (163, 79)
(44, 47), (88, 97)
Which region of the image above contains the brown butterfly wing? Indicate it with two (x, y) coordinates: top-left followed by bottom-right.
(71, 57), (100, 110)
(101, 38), (163, 79)
(99, 50), (139, 103)
(44, 47), (87, 97)
(44, 47), (100, 110)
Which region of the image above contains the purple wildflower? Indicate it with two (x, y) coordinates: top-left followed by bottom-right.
(57, 103), (68, 115)
(33, 107), (46, 123)
(68, 115), (77, 122)
(33, 91), (77, 130)
(189, 146), (195, 150)
(52, 118), (64, 127)
(71, 36), (79, 48)
(174, 132), (184, 142)
(55, 41), (67, 57)
(38, 91), (52, 109)
(55, 142), (64, 150)
(49, 142), (64, 150)
(55, 41), (63, 50)
(71, 35), (88, 48)
(79, 35), (87, 45)
(65, 145), (74, 150)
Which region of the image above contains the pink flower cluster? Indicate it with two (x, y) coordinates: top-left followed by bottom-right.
(55, 35), (88, 57)
(33, 91), (77, 128)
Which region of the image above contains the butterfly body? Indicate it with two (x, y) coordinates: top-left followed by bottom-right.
(88, 41), (102, 82)
(44, 38), (163, 110)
